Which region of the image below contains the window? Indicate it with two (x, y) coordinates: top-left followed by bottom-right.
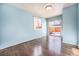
(33, 16), (42, 30)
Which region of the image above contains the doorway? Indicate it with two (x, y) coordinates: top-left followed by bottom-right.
(47, 17), (62, 55)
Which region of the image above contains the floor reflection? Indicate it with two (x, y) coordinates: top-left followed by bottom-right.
(48, 35), (62, 55)
(33, 45), (42, 56)
(72, 48), (79, 56)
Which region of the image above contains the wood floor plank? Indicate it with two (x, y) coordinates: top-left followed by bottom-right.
(0, 36), (79, 56)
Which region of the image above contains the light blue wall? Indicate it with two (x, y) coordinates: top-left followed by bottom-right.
(78, 4), (79, 47)
(0, 4), (47, 49)
(63, 4), (78, 45)
(0, 4), (2, 45)
(47, 15), (62, 21)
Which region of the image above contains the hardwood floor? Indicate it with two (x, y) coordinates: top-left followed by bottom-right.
(0, 36), (79, 56)
(62, 43), (79, 56)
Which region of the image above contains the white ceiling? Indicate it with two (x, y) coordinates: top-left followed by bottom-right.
(10, 3), (75, 18)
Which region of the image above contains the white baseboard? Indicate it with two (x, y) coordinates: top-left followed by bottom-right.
(0, 36), (46, 50)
